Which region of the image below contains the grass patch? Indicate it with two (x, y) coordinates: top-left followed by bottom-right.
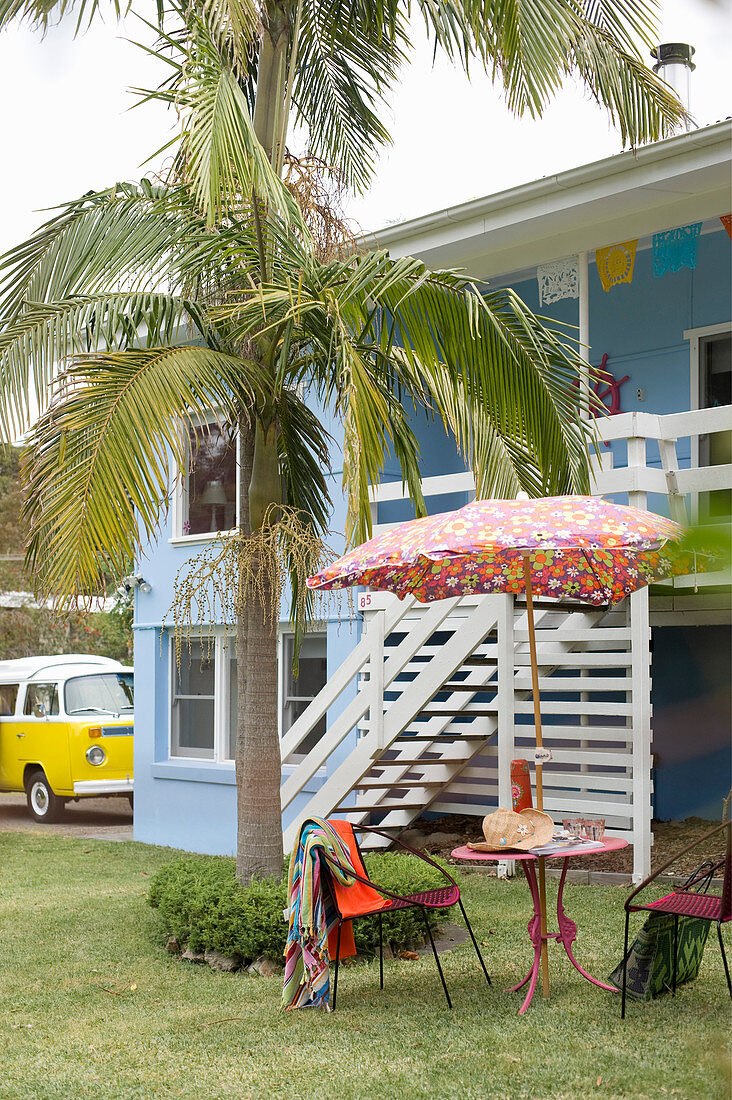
(0, 831), (729, 1100)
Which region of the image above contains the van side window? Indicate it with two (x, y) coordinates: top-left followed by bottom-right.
(0, 684), (18, 715)
(24, 683), (60, 717)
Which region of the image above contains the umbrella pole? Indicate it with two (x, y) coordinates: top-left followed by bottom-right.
(521, 553), (551, 1001)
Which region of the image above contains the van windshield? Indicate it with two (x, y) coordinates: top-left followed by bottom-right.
(65, 673), (134, 716)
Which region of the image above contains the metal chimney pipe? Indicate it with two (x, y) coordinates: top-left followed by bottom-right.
(651, 43), (695, 123)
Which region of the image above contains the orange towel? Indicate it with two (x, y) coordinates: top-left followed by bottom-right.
(326, 819), (391, 958)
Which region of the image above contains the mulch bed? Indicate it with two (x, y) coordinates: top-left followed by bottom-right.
(402, 813), (726, 879)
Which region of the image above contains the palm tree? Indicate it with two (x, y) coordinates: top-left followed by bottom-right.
(0, 0), (685, 882)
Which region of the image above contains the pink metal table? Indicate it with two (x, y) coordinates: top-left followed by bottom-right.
(451, 837), (629, 1014)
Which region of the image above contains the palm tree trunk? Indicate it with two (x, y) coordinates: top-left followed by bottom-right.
(234, 1), (294, 883)
(236, 417), (285, 883)
(253, 1), (292, 166)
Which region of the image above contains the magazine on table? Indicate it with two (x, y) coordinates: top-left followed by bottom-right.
(529, 832), (605, 856)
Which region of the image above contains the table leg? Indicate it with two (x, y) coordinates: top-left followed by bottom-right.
(537, 856), (550, 999)
(554, 859), (618, 993)
(504, 861), (543, 1015)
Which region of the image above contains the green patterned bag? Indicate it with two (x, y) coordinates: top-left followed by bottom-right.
(608, 911), (710, 1000)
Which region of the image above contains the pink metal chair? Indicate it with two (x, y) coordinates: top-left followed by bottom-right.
(621, 819), (731, 1017)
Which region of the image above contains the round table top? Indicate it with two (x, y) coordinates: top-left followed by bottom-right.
(451, 835), (628, 863)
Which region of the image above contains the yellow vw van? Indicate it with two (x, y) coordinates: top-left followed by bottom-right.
(0, 654), (133, 823)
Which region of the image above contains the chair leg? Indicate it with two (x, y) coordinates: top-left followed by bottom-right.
(378, 912), (384, 990)
(717, 921), (732, 999)
(457, 898), (491, 985)
(419, 907), (452, 1010)
(621, 910), (631, 1019)
(332, 922), (342, 1012)
(672, 914), (679, 996)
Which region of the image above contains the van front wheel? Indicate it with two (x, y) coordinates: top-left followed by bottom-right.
(26, 770), (65, 824)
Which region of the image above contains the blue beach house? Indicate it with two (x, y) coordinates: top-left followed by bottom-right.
(131, 120), (731, 880)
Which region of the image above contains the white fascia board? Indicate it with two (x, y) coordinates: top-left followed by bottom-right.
(364, 121), (732, 281)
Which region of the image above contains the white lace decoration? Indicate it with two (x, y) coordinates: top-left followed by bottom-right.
(537, 257), (579, 306)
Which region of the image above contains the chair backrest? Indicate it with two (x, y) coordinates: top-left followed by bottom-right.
(627, 817), (732, 913)
(721, 820), (731, 922)
(326, 819), (391, 920)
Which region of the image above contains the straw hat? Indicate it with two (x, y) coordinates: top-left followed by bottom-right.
(467, 807), (555, 852)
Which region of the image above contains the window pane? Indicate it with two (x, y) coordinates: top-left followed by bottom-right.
(183, 424), (237, 535)
(65, 673), (134, 715)
(282, 634), (327, 757)
(701, 334), (732, 520)
(173, 699), (215, 755)
(24, 683), (59, 716)
(0, 684), (18, 715)
(177, 641), (215, 695)
(172, 640), (215, 758)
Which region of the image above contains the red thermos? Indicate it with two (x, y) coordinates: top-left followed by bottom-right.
(511, 759), (532, 812)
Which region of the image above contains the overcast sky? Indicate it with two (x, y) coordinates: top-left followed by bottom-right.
(0, 0), (730, 258)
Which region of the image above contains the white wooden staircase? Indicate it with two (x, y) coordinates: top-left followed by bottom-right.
(281, 589), (653, 880)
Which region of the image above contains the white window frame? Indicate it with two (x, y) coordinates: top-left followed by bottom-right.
(684, 321), (732, 467)
(169, 631), (237, 763)
(278, 627), (328, 766)
(684, 321), (732, 522)
(170, 416), (241, 545)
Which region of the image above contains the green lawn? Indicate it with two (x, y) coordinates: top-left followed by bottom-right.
(0, 832), (729, 1100)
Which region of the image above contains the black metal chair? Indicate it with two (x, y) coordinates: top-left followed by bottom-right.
(322, 820), (491, 1010)
(621, 819), (731, 1017)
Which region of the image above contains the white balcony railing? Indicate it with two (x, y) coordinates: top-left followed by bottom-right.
(368, 404), (732, 592)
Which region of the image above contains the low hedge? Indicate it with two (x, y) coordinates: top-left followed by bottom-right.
(148, 849), (452, 966)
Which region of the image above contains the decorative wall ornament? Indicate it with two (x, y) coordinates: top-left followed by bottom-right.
(721, 215), (732, 240)
(652, 223), (702, 277)
(573, 353), (629, 444)
(537, 256), (579, 305)
(596, 240), (638, 292)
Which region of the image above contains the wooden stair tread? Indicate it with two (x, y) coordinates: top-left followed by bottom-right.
(436, 683), (498, 692)
(353, 779), (444, 789)
(396, 732), (491, 741)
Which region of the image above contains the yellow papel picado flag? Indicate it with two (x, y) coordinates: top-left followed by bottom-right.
(595, 240), (638, 292)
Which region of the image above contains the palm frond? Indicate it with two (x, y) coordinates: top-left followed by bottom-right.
(581, 0), (659, 52)
(571, 23), (689, 142)
(277, 385), (333, 533)
(0, 292), (202, 440)
(452, 0), (684, 142)
(373, 271), (598, 498)
(214, 245), (597, 543)
(291, 0), (408, 193)
(0, 181), (198, 323)
(0, 0), (131, 34)
(23, 345), (266, 598)
(170, 10), (302, 226)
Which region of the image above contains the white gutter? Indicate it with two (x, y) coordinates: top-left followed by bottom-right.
(363, 120), (732, 255)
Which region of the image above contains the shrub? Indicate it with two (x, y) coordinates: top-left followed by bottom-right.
(148, 849), (452, 966)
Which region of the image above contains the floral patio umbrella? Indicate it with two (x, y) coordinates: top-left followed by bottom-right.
(307, 496), (699, 607)
(308, 494), (712, 1000)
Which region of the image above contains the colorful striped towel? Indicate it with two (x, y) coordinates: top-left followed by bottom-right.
(282, 817), (359, 1010)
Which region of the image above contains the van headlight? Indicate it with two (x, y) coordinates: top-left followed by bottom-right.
(86, 746), (106, 766)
